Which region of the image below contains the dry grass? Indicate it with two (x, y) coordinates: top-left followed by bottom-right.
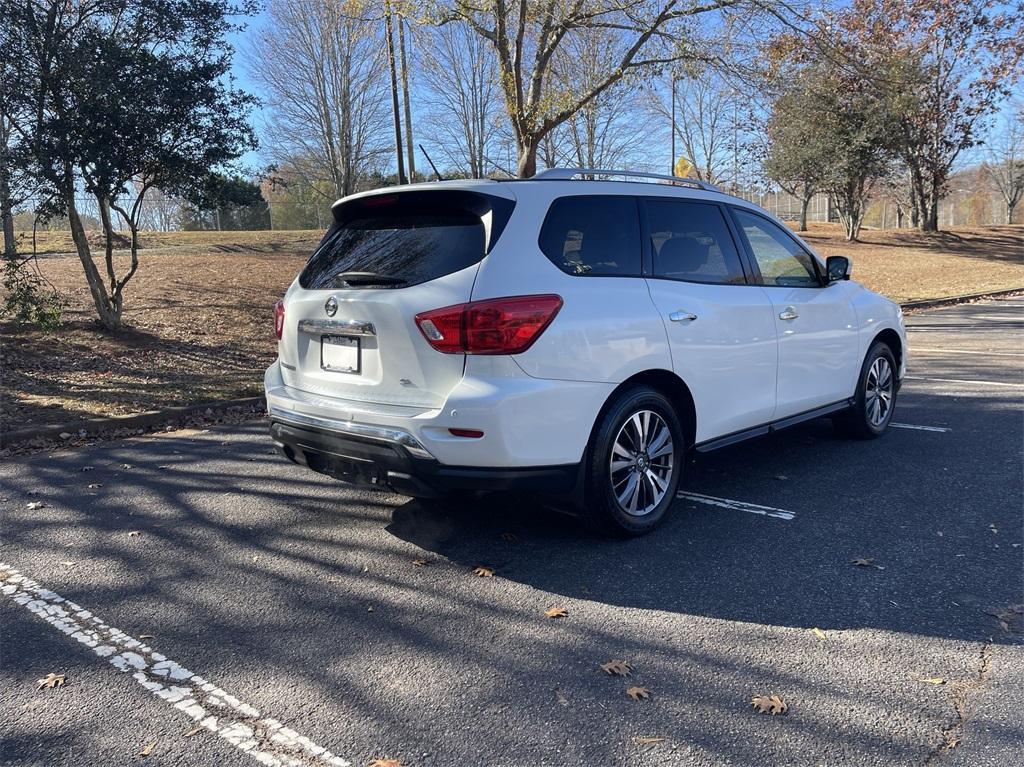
(11, 228), (322, 255)
(1, 224), (1021, 433)
(795, 223), (1023, 303)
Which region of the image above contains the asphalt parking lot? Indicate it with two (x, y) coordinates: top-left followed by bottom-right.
(2, 297), (1022, 767)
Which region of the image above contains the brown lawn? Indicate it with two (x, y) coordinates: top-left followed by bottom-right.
(1, 223), (1021, 434)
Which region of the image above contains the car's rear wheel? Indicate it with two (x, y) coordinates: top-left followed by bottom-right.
(835, 341), (898, 438)
(583, 385), (685, 536)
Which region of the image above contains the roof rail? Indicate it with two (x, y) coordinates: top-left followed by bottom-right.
(532, 167), (724, 193)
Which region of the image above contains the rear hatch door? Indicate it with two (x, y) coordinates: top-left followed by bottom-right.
(279, 187), (515, 410)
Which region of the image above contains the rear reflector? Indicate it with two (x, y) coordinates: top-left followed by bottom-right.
(448, 428), (484, 438)
(415, 294), (562, 355)
(274, 300), (285, 339)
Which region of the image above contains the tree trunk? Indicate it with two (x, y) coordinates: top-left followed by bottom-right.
(0, 192), (14, 259)
(65, 182), (121, 331)
(517, 136), (540, 178)
(798, 193), (811, 232)
(1006, 201), (1015, 225)
(921, 200), (939, 232)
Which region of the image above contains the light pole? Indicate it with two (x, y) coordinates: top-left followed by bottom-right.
(670, 75), (677, 175)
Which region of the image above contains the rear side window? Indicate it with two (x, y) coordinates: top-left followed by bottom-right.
(300, 191), (513, 289)
(643, 199), (746, 285)
(539, 196), (641, 276)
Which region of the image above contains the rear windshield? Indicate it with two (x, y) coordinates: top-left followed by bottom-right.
(300, 191), (513, 289)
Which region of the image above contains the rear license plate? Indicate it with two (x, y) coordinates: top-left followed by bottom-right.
(321, 335), (360, 374)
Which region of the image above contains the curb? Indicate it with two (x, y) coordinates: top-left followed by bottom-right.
(1, 396), (266, 450)
(899, 287), (1024, 311)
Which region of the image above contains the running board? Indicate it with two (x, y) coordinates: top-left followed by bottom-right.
(695, 400), (853, 453)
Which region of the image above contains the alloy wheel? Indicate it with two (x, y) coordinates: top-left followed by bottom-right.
(609, 409), (674, 516)
(866, 356), (894, 427)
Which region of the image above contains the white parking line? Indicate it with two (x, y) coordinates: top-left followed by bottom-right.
(677, 492), (795, 521)
(905, 376), (1023, 388)
(909, 347), (1023, 358)
(0, 564), (349, 767)
(890, 423), (952, 433)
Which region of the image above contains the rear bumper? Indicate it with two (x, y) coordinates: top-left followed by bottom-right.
(270, 416), (578, 498)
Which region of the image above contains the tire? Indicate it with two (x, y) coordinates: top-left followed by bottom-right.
(835, 341), (898, 439)
(582, 385), (686, 536)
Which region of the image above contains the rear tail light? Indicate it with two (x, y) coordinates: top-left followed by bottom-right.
(415, 294), (562, 355)
(274, 300), (285, 339)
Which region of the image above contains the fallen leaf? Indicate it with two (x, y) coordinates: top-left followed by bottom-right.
(37, 673), (65, 690)
(59, 561), (76, 567)
(27, 501), (46, 510)
(87, 483), (102, 489)
(751, 694), (788, 715)
(184, 726), (203, 737)
(139, 741), (156, 757)
(920, 677), (946, 685)
(122, 464), (133, 470)
(412, 558), (430, 567)
(851, 557), (885, 570)
(626, 686), (650, 701)
(812, 627), (828, 640)
(989, 524), (998, 534)
(139, 634), (155, 640)
(545, 606), (568, 618)
(81, 466), (94, 472)
(472, 566), (494, 578)
(501, 532), (518, 542)
(631, 736), (665, 745)
(127, 531), (140, 537)
(367, 760), (402, 767)
(601, 659), (633, 677)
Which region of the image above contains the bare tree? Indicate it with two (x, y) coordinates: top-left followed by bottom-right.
(440, 0), (756, 177)
(555, 29), (649, 170)
(650, 66), (742, 185)
(249, 0), (390, 199)
(417, 23), (502, 177)
(983, 108), (1024, 225)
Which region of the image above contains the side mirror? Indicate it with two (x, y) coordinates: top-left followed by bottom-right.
(826, 255), (851, 283)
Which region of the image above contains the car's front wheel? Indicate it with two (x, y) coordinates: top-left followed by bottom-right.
(583, 385), (685, 536)
(836, 341), (898, 438)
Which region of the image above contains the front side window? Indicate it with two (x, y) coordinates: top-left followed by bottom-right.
(643, 199), (746, 285)
(732, 209), (820, 287)
(539, 196), (642, 276)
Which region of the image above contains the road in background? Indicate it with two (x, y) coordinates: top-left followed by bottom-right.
(2, 298), (1021, 767)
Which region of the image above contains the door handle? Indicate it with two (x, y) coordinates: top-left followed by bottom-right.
(669, 310), (698, 323)
(778, 307), (799, 321)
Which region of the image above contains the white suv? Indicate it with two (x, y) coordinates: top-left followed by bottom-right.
(266, 169), (906, 535)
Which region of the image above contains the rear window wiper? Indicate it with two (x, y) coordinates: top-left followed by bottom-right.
(333, 272), (408, 288)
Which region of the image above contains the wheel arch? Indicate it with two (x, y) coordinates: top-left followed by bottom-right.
(591, 369), (697, 450)
(871, 327), (903, 371)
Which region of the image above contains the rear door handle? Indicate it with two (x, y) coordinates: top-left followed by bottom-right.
(669, 310), (698, 323)
(778, 307), (799, 321)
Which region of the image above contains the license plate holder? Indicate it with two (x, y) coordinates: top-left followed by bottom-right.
(320, 334), (361, 374)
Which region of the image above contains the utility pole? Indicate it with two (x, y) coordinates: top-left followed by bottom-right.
(670, 76), (676, 175)
(384, 1), (406, 185)
(398, 15), (416, 180)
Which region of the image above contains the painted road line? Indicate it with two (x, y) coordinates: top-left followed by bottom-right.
(677, 492), (795, 521)
(904, 376), (1024, 388)
(891, 423), (952, 433)
(909, 347), (1023, 358)
(0, 564), (349, 767)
